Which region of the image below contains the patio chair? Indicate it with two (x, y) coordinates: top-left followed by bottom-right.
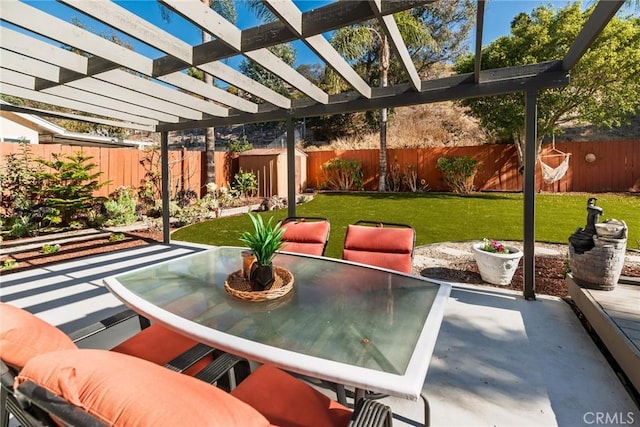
(0, 303), (248, 426)
(342, 220), (416, 273)
(9, 349), (392, 427)
(280, 216), (331, 256)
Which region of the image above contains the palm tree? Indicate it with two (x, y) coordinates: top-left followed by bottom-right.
(160, 1), (237, 187)
(330, 13), (432, 191)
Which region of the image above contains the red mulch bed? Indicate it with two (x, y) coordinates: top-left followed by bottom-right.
(422, 255), (640, 298)
(1, 231), (163, 275)
(3, 232), (639, 299)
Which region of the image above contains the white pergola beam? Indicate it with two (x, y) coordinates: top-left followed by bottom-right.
(158, 72), (258, 113)
(0, 0), (153, 77)
(0, 83), (159, 126)
(246, 49), (329, 104)
(305, 35), (372, 98)
(199, 61), (292, 109)
(66, 78), (204, 121)
(0, 68), (36, 89)
(265, 0), (371, 98)
(370, 0), (421, 91)
(159, 0), (242, 51)
(95, 70), (230, 118)
(161, 0), (326, 104)
(59, 0), (193, 64)
(0, 51), (61, 83)
(42, 85), (180, 123)
(0, 27), (88, 75)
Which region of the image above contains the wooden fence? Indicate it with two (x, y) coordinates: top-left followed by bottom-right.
(0, 143), (221, 198)
(306, 140), (640, 193)
(2, 140), (638, 201)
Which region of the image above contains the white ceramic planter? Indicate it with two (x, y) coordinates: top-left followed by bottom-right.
(471, 243), (523, 285)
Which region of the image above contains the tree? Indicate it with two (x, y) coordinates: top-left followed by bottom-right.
(330, 1), (475, 191)
(330, 12), (432, 191)
(455, 3), (640, 168)
(161, 1), (237, 187)
(239, 44), (297, 98)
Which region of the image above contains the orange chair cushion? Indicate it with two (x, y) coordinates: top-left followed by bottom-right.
(342, 225), (414, 273)
(281, 221), (330, 256)
(231, 364), (352, 427)
(111, 324), (212, 376)
(0, 303), (77, 369)
(16, 349), (270, 427)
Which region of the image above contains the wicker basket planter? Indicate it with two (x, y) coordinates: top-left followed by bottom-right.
(569, 235), (626, 291)
(224, 266), (294, 301)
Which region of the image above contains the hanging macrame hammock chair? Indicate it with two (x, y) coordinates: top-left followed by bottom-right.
(539, 138), (571, 184)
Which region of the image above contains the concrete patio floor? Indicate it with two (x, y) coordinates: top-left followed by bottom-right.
(1, 242), (638, 426)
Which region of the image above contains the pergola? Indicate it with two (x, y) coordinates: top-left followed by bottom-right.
(0, 0), (625, 299)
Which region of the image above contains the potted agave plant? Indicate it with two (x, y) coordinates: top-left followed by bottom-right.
(471, 239), (523, 285)
(239, 213), (285, 290)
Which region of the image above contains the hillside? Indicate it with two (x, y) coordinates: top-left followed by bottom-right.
(135, 102), (638, 150)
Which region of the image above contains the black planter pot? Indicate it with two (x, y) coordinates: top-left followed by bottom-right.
(250, 263), (275, 290)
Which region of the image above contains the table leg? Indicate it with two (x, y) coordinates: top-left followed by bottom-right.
(421, 391), (430, 427)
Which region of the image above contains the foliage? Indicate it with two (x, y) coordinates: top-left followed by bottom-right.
(402, 164), (421, 192)
(42, 243), (61, 255)
(175, 189), (198, 208)
(1, 258), (17, 270)
(455, 3), (640, 167)
(239, 44), (297, 98)
(103, 187), (138, 226)
(171, 193), (640, 258)
(321, 158), (363, 191)
(7, 215), (35, 239)
(480, 238), (510, 254)
(409, 0), (476, 73)
(225, 135), (253, 153)
(109, 233), (126, 242)
(386, 159), (426, 193)
(238, 213), (285, 265)
(232, 169), (258, 198)
(137, 146), (163, 216)
(173, 204), (208, 228)
(35, 152), (109, 226)
(1, 143), (62, 237)
(0, 142), (46, 219)
(436, 156), (479, 193)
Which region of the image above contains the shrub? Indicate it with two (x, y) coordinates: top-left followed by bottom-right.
(436, 156), (479, 193)
(232, 169), (258, 198)
(225, 135), (253, 153)
(42, 243), (61, 254)
(321, 158), (363, 191)
(1, 258), (17, 270)
(36, 152), (110, 225)
(109, 233), (126, 242)
(0, 142), (45, 216)
(175, 189), (198, 208)
(104, 187), (138, 226)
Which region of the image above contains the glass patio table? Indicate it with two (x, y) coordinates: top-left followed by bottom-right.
(104, 246), (451, 401)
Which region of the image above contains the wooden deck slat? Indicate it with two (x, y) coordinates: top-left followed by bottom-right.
(568, 275), (640, 393)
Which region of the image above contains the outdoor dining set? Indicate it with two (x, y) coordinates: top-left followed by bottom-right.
(1, 218), (452, 427)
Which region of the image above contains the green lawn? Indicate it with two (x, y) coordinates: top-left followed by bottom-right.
(171, 192), (640, 259)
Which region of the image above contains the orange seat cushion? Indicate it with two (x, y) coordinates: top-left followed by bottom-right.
(342, 225), (414, 273)
(111, 324), (213, 376)
(0, 303), (77, 369)
(16, 349), (270, 427)
(281, 221), (330, 256)
(232, 364), (352, 427)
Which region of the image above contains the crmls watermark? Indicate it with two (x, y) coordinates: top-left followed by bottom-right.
(583, 412), (635, 425)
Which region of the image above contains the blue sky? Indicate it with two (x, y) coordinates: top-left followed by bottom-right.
(16, 0), (574, 68)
